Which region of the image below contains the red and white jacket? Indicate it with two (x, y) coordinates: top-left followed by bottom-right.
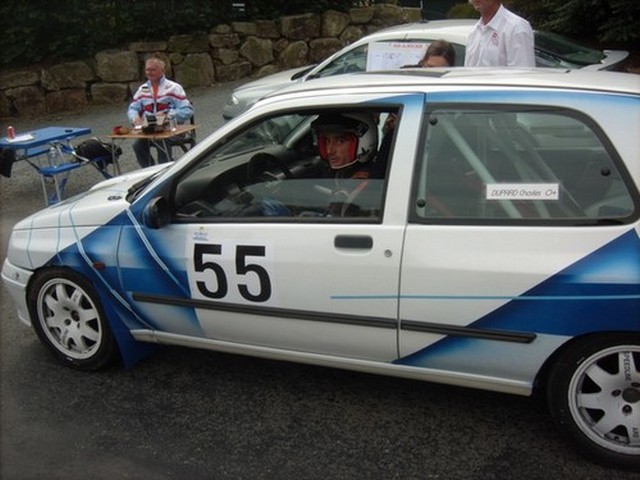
(127, 76), (193, 124)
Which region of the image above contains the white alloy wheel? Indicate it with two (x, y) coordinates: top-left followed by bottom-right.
(28, 268), (117, 370)
(547, 334), (640, 470)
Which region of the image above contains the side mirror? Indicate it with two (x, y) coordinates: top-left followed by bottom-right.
(142, 196), (171, 229)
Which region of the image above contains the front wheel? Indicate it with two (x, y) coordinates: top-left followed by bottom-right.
(27, 268), (118, 371)
(547, 334), (640, 470)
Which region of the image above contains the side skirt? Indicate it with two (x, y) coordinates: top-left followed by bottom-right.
(131, 329), (533, 396)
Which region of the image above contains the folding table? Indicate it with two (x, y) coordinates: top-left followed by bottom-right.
(106, 124), (198, 164)
(0, 126), (119, 205)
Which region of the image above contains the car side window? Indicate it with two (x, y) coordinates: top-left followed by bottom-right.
(411, 107), (636, 224)
(173, 108), (395, 223)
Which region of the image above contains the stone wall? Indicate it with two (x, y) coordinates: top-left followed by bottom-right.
(0, 5), (421, 118)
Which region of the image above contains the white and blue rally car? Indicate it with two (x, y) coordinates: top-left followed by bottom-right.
(3, 69), (639, 469)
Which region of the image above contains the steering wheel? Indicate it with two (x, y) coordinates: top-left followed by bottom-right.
(246, 153), (293, 184)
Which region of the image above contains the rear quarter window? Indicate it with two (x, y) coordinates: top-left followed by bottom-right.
(410, 106), (638, 225)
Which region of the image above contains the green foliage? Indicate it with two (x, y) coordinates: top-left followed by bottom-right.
(601, 0), (640, 43)
(241, 0), (359, 19)
(1, 0), (637, 68)
(509, 0), (640, 46)
(447, 3), (478, 19)
(0, 0), (234, 67)
(502, 0), (549, 26)
(0, 0), (363, 67)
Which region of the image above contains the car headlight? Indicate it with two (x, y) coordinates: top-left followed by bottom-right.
(229, 94), (239, 105)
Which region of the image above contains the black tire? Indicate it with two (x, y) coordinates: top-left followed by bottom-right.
(27, 268), (118, 371)
(547, 333), (640, 470)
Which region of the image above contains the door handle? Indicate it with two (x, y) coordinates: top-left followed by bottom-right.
(334, 235), (373, 249)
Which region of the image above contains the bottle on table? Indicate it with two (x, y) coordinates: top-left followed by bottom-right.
(48, 145), (59, 165)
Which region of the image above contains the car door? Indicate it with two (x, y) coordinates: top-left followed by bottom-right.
(120, 93), (425, 362)
(397, 90), (640, 388)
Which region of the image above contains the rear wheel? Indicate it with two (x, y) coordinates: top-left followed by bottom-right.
(547, 334), (640, 470)
(27, 268), (117, 370)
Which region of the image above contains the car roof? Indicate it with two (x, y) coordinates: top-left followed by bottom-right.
(353, 19), (476, 44)
(379, 19), (477, 33)
(266, 68), (640, 100)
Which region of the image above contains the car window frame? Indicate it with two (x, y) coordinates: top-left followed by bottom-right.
(168, 105), (401, 225)
(408, 102), (640, 226)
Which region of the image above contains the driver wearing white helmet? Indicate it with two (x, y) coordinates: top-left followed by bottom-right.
(311, 112), (378, 217)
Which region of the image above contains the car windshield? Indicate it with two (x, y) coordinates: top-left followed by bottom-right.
(534, 31), (605, 66)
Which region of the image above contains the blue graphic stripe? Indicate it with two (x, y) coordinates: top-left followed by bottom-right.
(67, 207), (157, 330)
(125, 209), (189, 297)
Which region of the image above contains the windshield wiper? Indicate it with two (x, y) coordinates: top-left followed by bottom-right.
(126, 169), (167, 201)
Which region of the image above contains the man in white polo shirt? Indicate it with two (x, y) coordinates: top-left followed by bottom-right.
(464, 0), (535, 67)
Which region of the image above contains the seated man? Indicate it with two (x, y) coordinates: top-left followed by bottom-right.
(311, 113), (379, 217)
(127, 57), (194, 168)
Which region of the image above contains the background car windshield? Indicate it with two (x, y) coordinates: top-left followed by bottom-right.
(534, 31), (605, 67)
(315, 44), (369, 78)
(315, 39), (450, 78)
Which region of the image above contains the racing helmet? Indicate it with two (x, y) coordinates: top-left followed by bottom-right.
(311, 113), (378, 169)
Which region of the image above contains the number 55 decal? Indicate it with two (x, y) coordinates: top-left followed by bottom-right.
(193, 243), (272, 303)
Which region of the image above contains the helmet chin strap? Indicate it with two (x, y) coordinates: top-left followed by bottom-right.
(331, 158), (360, 170)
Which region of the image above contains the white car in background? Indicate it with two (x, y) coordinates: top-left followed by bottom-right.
(3, 68), (639, 470)
(223, 19), (630, 119)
